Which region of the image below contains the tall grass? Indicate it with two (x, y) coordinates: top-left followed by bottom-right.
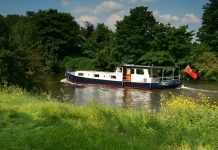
(0, 87), (217, 150)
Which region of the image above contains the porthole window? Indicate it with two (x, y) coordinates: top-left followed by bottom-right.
(94, 74), (99, 77)
(110, 75), (116, 79)
(78, 73), (83, 76)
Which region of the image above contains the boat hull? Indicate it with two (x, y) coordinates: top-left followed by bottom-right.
(66, 74), (182, 90)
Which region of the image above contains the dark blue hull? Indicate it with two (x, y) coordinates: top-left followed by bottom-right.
(66, 74), (182, 90)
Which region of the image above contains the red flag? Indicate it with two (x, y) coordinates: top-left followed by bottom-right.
(184, 65), (198, 80)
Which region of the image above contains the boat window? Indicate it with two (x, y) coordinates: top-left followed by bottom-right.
(110, 75), (116, 79)
(136, 69), (144, 75)
(78, 73), (83, 76)
(131, 69), (134, 74)
(94, 74), (99, 77)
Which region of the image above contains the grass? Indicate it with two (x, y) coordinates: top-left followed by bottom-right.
(0, 87), (218, 150)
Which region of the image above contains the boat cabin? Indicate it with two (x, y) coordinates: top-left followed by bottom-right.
(118, 64), (180, 83)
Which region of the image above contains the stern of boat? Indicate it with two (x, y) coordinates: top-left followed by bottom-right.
(158, 78), (182, 88)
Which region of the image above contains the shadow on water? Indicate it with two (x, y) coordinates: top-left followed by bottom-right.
(46, 75), (218, 112)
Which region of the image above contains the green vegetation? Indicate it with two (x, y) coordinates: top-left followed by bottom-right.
(0, 0), (218, 92)
(198, 0), (218, 53)
(0, 1), (217, 148)
(0, 87), (217, 149)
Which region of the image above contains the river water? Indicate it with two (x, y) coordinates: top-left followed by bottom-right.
(47, 76), (218, 111)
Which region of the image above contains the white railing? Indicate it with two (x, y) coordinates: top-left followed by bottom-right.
(161, 76), (180, 82)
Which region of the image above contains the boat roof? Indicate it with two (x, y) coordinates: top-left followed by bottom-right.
(120, 63), (180, 69)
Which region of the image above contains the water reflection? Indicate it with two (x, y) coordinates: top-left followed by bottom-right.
(61, 84), (164, 111)
(122, 88), (133, 107)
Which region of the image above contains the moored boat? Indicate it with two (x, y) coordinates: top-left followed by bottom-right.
(65, 63), (182, 89)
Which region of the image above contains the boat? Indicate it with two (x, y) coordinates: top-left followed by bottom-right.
(65, 63), (182, 89)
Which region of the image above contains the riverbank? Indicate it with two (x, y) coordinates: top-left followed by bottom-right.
(0, 87), (217, 150)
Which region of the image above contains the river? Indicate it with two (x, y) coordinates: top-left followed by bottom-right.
(47, 75), (218, 111)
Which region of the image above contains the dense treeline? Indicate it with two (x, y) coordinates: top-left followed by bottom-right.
(0, 1), (218, 91)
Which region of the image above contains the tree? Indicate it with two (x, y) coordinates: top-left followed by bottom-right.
(80, 21), (95, 40)
(31, 9), (82, 67)
(0, 47), (44, 91)
(198, 0), (218, 53)
(9, 17), (36, 50)
(138, 51), (175, 66)
(83, 23), (114, 58)
(80, 21), (95, 54)
(114, 6), (157, 63)
(94, 43), (117, 71)
(0, 50), (13, 85)
(195, 52), (218, 80)
(113, 7), (193, 66)
(0, 16), (9, 49)
(82, 23), (115, 70)
(4, 14), (22, 29)
(166, 25), (193, 65)
(150, 24), (193, 64)
(0, 13), (48, 91)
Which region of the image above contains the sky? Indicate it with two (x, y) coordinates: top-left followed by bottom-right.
(0, 0), (209, 32)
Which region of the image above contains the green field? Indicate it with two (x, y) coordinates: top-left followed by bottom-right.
(0, 87), (217, 150)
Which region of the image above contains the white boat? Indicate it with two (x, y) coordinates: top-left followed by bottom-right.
(65, 63), (182, 89)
